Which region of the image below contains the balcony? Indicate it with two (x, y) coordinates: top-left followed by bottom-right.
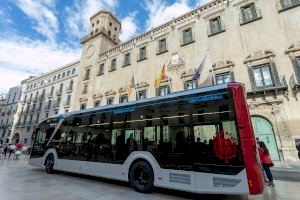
(38, 94), (45, 100)
(26, 98), (32, 104)
(52, 101), (60, 110)
(24, 121), (32, 126)
(276, 0), (300, 12)
(28, 107), (35, 113)
(35, 107), (42, 112)
(1, 112), (5, 116)
(207, 22), (226, 37)
(47, 92), (54, 98)
(44, 105), (51, 110)
(32, 96), (38, 102)
(290, 73), (300, 99)
(83, 75), (90, 81)
(56, 89), (63, 96)
(63, 101), (70, 108)
(239, 8), (262, 26)
(245, 76), (288, 99)
(6, 110), (11, 115)
(66, 86), (73, 93)
(156, 44), (168, 55)
(180, 34), (195, 46)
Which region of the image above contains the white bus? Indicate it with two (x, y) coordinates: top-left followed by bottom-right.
(29, 83), (264, 195)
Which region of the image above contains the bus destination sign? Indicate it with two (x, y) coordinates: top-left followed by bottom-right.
(114, 107), (135, 114)
(187, 92), (227, 104)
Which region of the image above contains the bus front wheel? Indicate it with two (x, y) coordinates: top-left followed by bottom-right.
(129, 161), (154, 193)
(45, 154), (55, 174)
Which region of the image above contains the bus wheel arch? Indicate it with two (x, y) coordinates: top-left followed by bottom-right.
(128, 159), (155, 193)
(45, 153), (55, 174)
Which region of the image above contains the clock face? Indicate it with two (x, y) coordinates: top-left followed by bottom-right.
(86, 44), (95, 58)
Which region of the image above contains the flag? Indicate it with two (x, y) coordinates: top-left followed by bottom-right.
(192, 54), (207, 80)
(127, 76), (135, 96)
(154, 65), (166, 87)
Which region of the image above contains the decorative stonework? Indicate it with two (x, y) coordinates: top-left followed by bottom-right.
(93, 93), (103, 100)
(212, 60), (234, 71)
(181, 68), (197, 82)
(118, 87), (127, 94)
(286, 41), (300, 59)
(166, 53), (185, 73)
(85, 44), (95, 58)
(105, 89), (116, 98)
(136, 81), (149, 91)
(244, 50), (275, 67)
(79, 97), (88, 103)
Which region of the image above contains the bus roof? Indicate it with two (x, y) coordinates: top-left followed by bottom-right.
(50, 83), (237, 120)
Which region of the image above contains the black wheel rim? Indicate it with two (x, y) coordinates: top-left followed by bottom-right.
(46, 156), (54, 170)
(133, 167), (150, 187)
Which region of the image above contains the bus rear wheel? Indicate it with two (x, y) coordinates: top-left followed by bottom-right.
(129, 161), (154, 193)
(45, 154), (55, 174)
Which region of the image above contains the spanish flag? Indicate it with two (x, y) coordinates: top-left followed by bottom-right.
(127, 76), (135, 96)
(154, 65), (166, 87)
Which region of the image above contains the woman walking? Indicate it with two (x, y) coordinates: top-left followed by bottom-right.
(258, 141), (275, 187)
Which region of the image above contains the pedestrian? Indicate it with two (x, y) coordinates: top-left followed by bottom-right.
(296, 143), (300, 159)
(3, 143), (8, 158)
(258, 141), (275, 187)
(8, 143), (15, 158)
(0, 144), (3, 158)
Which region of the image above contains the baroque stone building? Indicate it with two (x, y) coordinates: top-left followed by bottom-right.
(11, 61), (79, 145)
(0, 86), (22, 144)
(71, 0), (300, 161)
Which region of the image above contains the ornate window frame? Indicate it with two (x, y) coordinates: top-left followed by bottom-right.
(211, 60), (235, 84)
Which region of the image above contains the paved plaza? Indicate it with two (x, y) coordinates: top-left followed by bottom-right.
(0, 155), (299, 200)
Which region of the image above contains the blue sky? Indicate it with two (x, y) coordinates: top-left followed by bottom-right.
(0, 0), (208, 93)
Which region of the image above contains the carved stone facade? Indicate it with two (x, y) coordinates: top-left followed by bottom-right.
(69, 0), (300, 161)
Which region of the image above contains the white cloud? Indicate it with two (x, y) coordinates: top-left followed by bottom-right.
(64, 0), (119, 39)
(144, 0), (192, 29)
(0, 34), (80, 91)
(12, 0), (59, 41)
(119, 12), (139, 42)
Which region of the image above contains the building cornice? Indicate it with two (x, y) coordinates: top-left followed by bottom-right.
(98, 0), (233, 59)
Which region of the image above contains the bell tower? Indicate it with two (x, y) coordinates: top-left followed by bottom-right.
(72, 10), (122, 111)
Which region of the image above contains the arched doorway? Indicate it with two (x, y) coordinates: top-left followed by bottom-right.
(251, 116), (280, 161)
(11, 132), (20, 144)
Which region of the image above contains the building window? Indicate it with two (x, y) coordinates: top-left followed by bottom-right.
(67, 70), (70, 76)
(107, 98), (114, 105)
(65, 109), (69, 113)
(97, 20), (99, 24)
(280, 0), (300, 10)
(119, 95), (128, 103)
(108, 30), (111, 36)
(45, 112), (49, 118)
(215, 73), (231, 85)
(80, 103), (86, 110)
(68, 80), (73, 90)
(208, 16), (224, 36)
(157, 85), (169, 96)
(110, 58), (117, 71)
(251, 64), (274, 88)
(157, 38), (167, 54)
(98, 64), (105, 75)
(182, 28), (194, 45)
(62, 72), (65, 78)
(124, 53), (131, 66)
(184, 80), (198, 90)
(84, 69), (90, 80)
(58, 74), (61, 79)
(138, 90), (147, 100)
(138, 47), (147, 61)
(72, 68), (76, 75)
(240, 3), (260, 25)
(83, 84), (88, 94)
(94, 100), (100, 107)
(53, 76), (57, 81)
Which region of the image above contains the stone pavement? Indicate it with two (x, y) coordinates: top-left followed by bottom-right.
(0, 155), (299, 200)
